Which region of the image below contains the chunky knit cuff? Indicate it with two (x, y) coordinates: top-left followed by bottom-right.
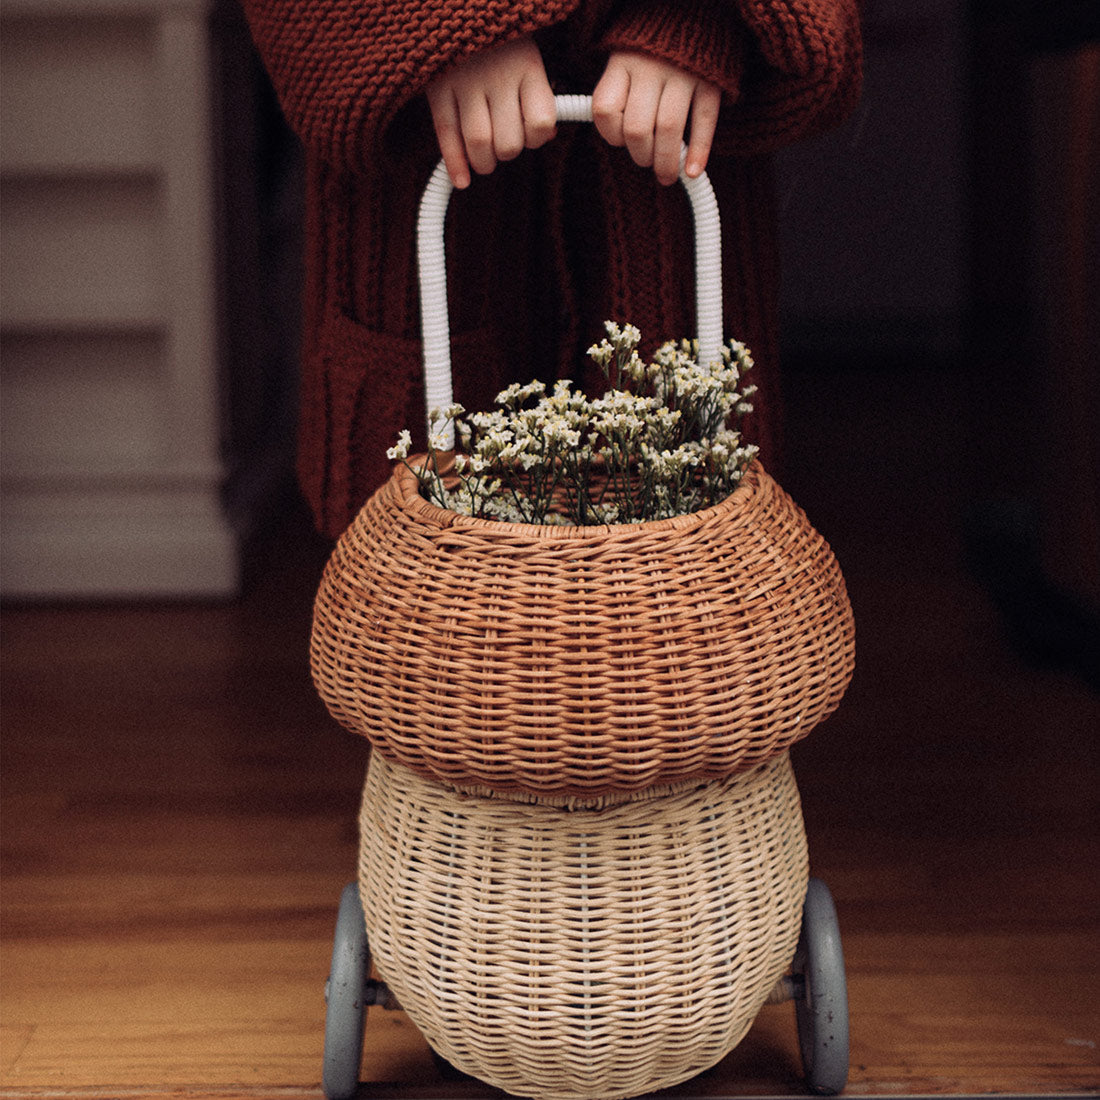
(600, 0), (748, 103)
(724, 0), (863, 153)
(599, 0), (862, 157)
(242, 0), (581, 175)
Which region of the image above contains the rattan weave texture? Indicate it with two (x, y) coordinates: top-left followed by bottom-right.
(359, 750), (808, 1100)
(312, 460), (855, 796)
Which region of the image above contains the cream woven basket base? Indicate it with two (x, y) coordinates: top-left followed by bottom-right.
(359, 751), (808, 1100)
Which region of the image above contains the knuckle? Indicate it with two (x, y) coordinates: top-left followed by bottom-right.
(465, 130), (492, 156)
(695, 95), (720, 120)
(592, 98), (615, 122)
(433, 117), (459, 141)
(529, 107), (558, 132)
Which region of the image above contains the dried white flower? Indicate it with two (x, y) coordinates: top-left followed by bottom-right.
(402, 321), (759, 525)
(496, 379), (546, 409)
(386, 429), (412, 461)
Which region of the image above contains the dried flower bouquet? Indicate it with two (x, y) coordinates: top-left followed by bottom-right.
(388, 321), (760, 526)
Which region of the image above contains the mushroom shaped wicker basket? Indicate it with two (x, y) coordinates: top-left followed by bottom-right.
(312, 457), (854, 796)
(358, 749), (809, 1100)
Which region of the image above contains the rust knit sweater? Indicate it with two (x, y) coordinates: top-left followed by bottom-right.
(242, 0), (862, 538)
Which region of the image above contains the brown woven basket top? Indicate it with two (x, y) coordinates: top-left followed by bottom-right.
(311, 460), (855, 796)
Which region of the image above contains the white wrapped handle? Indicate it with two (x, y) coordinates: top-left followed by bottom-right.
(418, 93), (723, 449)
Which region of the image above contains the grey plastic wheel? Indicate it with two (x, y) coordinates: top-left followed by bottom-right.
(793, 877), (849, 1095)
(323, 883), (369, 1100)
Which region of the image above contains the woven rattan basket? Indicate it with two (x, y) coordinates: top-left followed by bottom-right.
(358, 749), (808, 1100)
(310, 95), (854, 797)
(314, 459), (854, 796)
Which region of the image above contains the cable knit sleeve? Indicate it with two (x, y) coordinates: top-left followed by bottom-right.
(240, 0), (581, 173)
(600, 0), (862, 154)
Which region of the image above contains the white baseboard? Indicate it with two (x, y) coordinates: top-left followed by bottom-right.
(1, 480), (240, 600)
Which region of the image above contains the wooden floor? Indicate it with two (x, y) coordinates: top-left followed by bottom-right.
(2, 363), (1098, 1099)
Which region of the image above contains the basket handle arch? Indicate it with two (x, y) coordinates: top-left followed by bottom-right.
(417, 93), (723, 449)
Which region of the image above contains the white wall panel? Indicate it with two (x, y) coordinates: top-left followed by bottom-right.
(0, 16), (158, 174)
(1, 331), (168, 472)
(0, 0), (240, 598)
(1, 178), (164, 329)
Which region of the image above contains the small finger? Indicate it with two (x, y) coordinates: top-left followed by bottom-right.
(621, 77), (662, 169)
(653, 82), (693, 186)
(520, 69), (557, 149)
(592, 63), (630, 147)
(429, 89), (471, 189)
(685, 84), (720, 178)
(457, 92), (496, 177)
(488, 88), (526, 163)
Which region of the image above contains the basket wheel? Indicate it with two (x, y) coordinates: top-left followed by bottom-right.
(323, 883), (369, 1100)
(793, 877), (850, 1095)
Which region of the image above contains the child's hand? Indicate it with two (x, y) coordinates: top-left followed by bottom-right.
(426, 36), (557, 189)
(593, 52), (721, 185)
